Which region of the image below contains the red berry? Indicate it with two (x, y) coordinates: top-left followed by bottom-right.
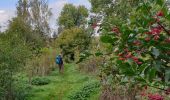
(137, 62), (142, 65)
(112, 27), (119, 33)
(119, 57), (126, 61)
(145, 32), (152, 35)
(154, 35), (160, 41)
(157, 11), (164, 17)
(124, 48), (129, 52)
(145, 37), (151, 41)
(118, 53), (123, 57)
(132, 56), (138, 60)
(165, 38), (170, 43)
(148, 93), (164, 100)
(151, 27), (162, 36)
(92, 23), (97, 29)
(133, 40), (141, 46)
(125, 52), (132, 58)
(154, 17), (160, 22)
(132, 56), (139, 63)
(140, 91), (146, 97)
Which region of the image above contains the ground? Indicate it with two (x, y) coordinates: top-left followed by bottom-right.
(27, 64), (100, 100)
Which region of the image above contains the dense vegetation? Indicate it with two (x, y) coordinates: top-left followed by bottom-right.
(0, 0), (170, 100)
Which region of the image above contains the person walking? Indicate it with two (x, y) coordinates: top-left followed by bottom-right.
(56, 54), (64, 73)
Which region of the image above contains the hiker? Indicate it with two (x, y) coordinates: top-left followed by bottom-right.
(56, 54), (64, 73)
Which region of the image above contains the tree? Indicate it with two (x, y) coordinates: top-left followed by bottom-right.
(58, 4), (88, 29)
(16, 0), (30, 24)
(0, 32), (30, 99)
(87, 0), (170, 99)
(11, 0), (52, 55)
(29, 0), (52, 37)
(56, 27), (91, 62)
(16, 0), (52, 38)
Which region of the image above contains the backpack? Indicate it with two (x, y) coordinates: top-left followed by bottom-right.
(56, 55), (61, 64)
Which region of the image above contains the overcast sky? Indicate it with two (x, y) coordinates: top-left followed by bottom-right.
(0, 0), (91, 30)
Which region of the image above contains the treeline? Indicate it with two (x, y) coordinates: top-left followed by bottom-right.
(0, 0), (94, 99)
(0, 0), (52, 99)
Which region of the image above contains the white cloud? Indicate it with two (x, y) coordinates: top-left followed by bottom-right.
(71, 0), (91, 9)
(0, 9), (15, 31)
(0, 10), (5, 14)
(0, 0), (91, 31)
(49, 0), (68, 29)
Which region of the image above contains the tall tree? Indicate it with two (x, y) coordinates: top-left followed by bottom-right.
(29, 0), (52, 37)
(58, 4), (88, 29)
(16, 0), (30, 23)
(16, 0), (52, 38)
(0, 29), (30, 100)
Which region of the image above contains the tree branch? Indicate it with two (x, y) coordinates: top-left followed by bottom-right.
(157, 22), (170, 36)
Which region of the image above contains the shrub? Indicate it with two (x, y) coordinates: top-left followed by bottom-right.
(56, 27), (91, 63)
(14, 83), (32, 100)
(27, 47), (57, 81)
(31, 77), (50, 86)
(68, 81), (100, 100)
(78, 56), (104, 74)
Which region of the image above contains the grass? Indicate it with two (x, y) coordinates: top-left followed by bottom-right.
(27, 63), (100, 100)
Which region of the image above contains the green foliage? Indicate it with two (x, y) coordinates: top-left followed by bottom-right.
(56, 27), (91, 62)
(27, 63), (100, 100)
(0, 32), (31, 99)
(13, 75), (32, 100)
(58, 4), (88, 29)
(89, 0), (170, 98)
(26, 47), (57, 79)
(78, 56), (104, 74)
(89, 0), (113, 13)
(8, 17), (45, 55)
(68, 81), (100, 100)
(31, 77), (50, 86)
(16, 0), (52, 37)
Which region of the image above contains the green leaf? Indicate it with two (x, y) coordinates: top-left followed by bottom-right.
(166, 14), (170, 21)
(156, 0), (164, 6)
(95, 52), (103, 56)
(165, 68), (170, 83)
(149, 68), (156, 82)
(144, 65), (150, 75)
(100, 35), (118, 43)
(118, 62), (136, 76)
(153, 61), (161, 72)
(138, 63), (148, 73)
(120, 77), (129, 85)
(135, 77), (146, 83)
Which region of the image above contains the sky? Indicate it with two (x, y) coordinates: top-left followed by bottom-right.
(0, 0), (91, 30)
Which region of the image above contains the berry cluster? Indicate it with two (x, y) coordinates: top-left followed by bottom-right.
(145, 26), (163, 41)
(112, 27), (120, 33)
(148, 93), (164, 100)
(92, 23), (97, 29)
(118, 50), (142, 65)
(140, 86), (164, 100)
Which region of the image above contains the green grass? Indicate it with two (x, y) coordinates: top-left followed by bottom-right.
(27, 63), (100, 100)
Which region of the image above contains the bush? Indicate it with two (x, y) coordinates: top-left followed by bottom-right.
(31, 77), (50, 86)
(27, 47), (57, 80)
(68, 81), (100, 100)
(78, 57), (104, 74)
(14, 83), (32, 100)
(56, 27), (91, 62)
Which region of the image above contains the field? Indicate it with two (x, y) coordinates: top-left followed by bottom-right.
(27, 64), (100, 100)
